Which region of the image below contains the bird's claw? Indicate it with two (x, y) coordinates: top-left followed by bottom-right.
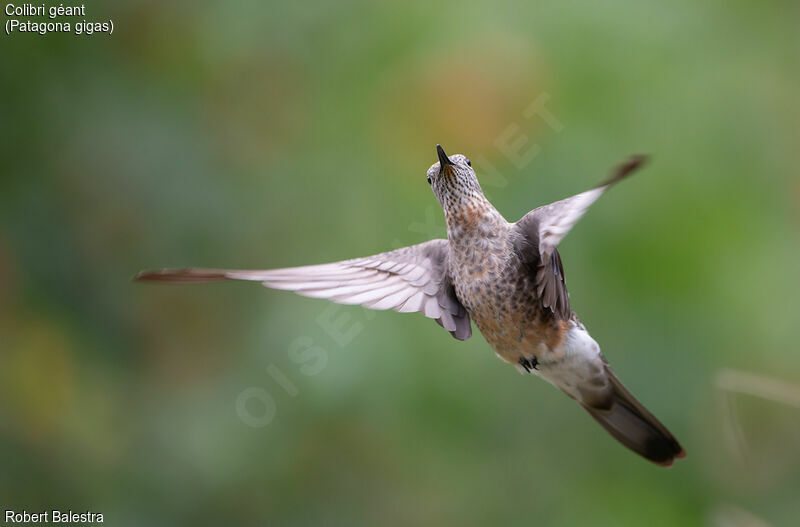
(518, 356), (539, 373)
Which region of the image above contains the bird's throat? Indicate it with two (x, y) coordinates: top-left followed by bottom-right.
(444, 196), (506, 244)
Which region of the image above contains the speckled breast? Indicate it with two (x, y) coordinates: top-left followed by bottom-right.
(448, 222), (568, 363)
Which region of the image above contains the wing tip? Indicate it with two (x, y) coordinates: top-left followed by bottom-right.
(599, 154), (649, 188)
(133, 268), (229, 283)
(133, 269), (165, 281)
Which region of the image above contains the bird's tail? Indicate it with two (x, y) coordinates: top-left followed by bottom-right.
(581, 365), (685, 467)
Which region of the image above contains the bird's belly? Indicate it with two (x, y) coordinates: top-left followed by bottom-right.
(468, 301), (570, 366)
(449, 244), (570, 366)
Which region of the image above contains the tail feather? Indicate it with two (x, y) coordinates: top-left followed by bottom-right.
(582, 366), (685, 467)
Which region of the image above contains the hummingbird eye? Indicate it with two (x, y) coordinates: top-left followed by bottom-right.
(465, 158), (471, 166)
(427, 176), (432, 185)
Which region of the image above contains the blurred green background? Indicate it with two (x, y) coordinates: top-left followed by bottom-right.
(2, 0), (799, 525)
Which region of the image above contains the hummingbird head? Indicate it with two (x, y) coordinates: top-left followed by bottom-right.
(427, 145), (485, 212)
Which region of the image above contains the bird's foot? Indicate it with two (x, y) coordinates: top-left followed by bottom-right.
(518, 356), (539, 373)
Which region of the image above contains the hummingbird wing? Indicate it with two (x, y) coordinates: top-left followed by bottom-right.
(513, 155), (647, 319)
(135, 239), (472, 341)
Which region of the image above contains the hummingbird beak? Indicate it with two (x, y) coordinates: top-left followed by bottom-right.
(437, 144), (454, 171)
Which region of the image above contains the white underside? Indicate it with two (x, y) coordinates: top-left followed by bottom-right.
(531, 324), (610, 401)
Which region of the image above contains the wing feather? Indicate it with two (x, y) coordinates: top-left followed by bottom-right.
(513, 156), (646, 320)
(136, 239), (472, 340)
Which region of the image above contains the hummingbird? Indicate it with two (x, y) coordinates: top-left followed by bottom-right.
(137, 145), (685, 466)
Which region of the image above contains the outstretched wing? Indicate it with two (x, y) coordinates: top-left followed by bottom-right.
(135, 239), (472, 341)
(513, 155), (647, 319)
